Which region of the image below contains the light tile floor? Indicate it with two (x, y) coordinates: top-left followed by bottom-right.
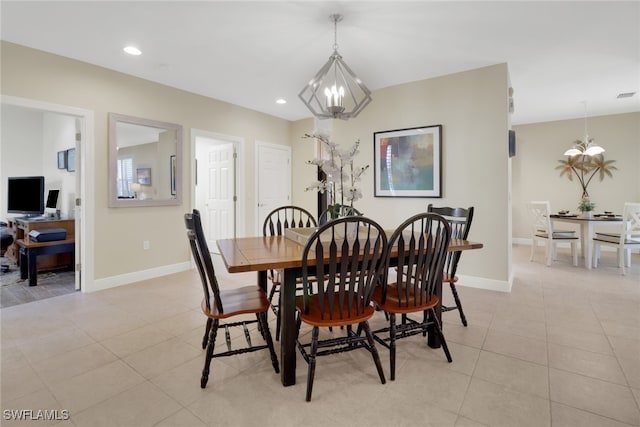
(1, 245), (639, 426)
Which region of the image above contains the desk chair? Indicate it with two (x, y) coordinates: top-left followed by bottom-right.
(1, 222), (14, 273)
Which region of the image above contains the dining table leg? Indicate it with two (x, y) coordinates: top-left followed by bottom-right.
(279, 267), (298, 386)
(580, 222), (594, 269)
(257, 270), (267, 292)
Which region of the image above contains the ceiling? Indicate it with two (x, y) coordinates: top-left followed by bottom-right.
(1, 1), (639, 125)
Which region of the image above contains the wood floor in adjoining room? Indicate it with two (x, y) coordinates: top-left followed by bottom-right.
(1, 245), (639, 426)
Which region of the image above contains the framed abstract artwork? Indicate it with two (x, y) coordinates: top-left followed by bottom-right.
(373, 125), (442, 198)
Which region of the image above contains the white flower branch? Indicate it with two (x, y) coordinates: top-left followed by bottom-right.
(304, 133), (369, 210)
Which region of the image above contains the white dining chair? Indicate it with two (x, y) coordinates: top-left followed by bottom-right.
(526, 201), (579, 266)
(592, 202), (640, 275)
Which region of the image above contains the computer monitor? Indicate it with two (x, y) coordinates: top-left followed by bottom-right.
(7, 176), (45, 217)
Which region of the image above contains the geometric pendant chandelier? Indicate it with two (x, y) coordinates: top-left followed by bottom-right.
(298, 14), (372, 120)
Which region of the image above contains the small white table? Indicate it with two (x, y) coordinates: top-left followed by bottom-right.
(550, 214), (622, 268)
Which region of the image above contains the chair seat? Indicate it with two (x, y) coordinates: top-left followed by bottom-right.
(595, 232), (619, 238)
(534, 232), (578, 239)
(371, 284), (439, 314)
(537, 228), (576, 235)
(298, 294), (375, 327)
(594, 234), (640, 245)
(202, 285), (270, 319)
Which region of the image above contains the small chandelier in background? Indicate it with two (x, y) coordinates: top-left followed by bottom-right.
(557, 100), (617, 202)
(563, 101), (605, 156)
(298, 14), (372, 120)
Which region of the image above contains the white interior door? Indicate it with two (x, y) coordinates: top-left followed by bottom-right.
(196, 138), (235, 253)
(256, 142), (291, 233)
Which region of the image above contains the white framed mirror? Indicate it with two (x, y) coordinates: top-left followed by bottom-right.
(108, 113), (182, 207)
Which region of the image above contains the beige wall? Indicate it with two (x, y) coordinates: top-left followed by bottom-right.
(1, 41), (291, 282)
(2, 41), (513, 290)
(292, 64), (512, 285)
(512, 112), (640, 240)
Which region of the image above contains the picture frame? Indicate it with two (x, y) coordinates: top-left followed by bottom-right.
(136, 167), (151, 185)
(66, 148), (76, 172)
(170, 155), (177, 196)
(57, 151), (67, 169)
(374, 125), (442, 198)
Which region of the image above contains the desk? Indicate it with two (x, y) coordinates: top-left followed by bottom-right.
(5, 218), (74, 270)
(16, 238), (75, 286)
(550, 215), (622, 268)
(216, 233), (483, 387)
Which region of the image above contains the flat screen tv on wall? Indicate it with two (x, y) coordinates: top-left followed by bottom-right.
(7, 176), (45, 217)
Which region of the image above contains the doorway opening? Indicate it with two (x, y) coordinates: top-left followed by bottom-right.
(1, 95), (95, 299)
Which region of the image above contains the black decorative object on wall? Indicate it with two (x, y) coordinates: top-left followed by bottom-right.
(509, 130), (516, 157)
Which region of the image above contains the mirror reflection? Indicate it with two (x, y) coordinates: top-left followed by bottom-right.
(108, 113), (182, 207)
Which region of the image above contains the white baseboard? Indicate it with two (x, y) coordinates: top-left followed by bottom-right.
(91, 261), (192, 293)
(456, 274), (512, 293)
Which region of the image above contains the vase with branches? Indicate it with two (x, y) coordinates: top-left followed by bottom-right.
(304, 132), (369, 218)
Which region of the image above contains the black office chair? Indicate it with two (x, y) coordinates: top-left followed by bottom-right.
(1, 222), (14, 273)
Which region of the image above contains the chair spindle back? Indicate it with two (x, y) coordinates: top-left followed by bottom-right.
(300, 216), (387, 322)
(263, 205), (317, 237)
(427, 204), (474, 278)
(185, 209), (223, 315)
(382, 213), (451, 308)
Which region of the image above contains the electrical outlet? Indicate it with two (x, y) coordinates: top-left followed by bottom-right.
(143, 240), (150, 250)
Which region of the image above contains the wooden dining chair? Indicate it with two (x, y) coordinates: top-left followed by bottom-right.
(372, 212), (452, 381)
(593, 202), (640, 275)
(427, 204), (474, 327)
(296, 216), (387, 401)
(526, 201), (579, 266)
(263, 205), (317, 340)
(185, 209), (279, 388)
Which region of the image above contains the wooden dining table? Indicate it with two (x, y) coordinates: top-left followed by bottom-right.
(550, 214), (623, 268)
(216, 231), (483, 387)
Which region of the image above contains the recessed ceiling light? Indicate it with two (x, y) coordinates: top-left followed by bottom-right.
(123, 46), (142, 56)
(617, 92), (636, 99)
(276, 98), (287, 104)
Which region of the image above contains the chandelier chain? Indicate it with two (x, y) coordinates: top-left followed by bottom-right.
(582, 100), (589, 137)
(332, 14), (340, 51)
